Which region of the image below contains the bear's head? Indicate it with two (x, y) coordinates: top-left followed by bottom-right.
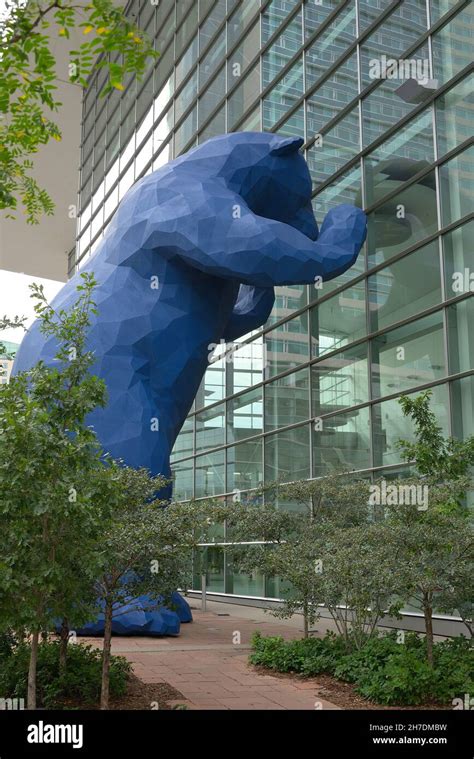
(188, 132), (319, 241)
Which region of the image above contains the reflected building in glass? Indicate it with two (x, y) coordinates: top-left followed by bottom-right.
(75, 1), (473, 607)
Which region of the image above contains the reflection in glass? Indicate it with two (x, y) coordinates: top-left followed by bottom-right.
(368, 240), (441, 332)
(312, 344), (368, 415)
(195, 449), (225, 497)
(265, 424), (311, 483)
(436, 74), (474, 158)
(313, 405), (371, 476)
(364, 110), (434, 207)
(447, 298), (474, 375)
(172, 458), (194, 500)
(228, 387), (263, 443)
(366, 170), (438, 267)
(372, 383), (449, 467)
(196, 402), (225, 452)
(439, 146), (474, 227)
(227, 438), (263, 492)
(310, 282), (366, 357)
(265, 368), (310, 431)
(443, 220), (474, 297)
(265, 311), (309, 377)
(371, 311), (445, 399)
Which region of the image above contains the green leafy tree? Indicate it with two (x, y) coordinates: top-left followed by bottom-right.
(0, 273), (118, 708)
(91, 472), (213, 709)
(393, 390), (474, 664)
(0, 0), (158, 221)
(397, 390), (474, 483)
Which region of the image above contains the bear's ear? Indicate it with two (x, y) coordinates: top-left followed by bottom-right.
(269, 135), (304, 156)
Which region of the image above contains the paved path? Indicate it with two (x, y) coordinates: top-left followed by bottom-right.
(91, 601), (341, 710)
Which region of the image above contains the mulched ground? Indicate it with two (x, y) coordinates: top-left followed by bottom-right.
(252, 666), (449, 710)
(109, 674), (187, 710)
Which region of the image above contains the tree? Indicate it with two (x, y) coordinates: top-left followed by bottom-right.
(222, 476), (372, 638)
(91, 471), (213, 709)
(0, 0), (158, 221)
(384, 493), (473, 666)
(0, 273), (118, 708)
(397, 389), (474, 483)
(393, 390), (474, 664)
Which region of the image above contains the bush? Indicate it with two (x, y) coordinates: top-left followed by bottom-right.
(0, 639), (131, 708)
(250, 631), (474, 706)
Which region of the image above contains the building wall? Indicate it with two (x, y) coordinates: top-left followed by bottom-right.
(76, 0), (474, 602)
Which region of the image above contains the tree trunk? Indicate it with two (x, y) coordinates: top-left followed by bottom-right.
(423, 596), (434, 667)
(100, 601), (113, 709)
(59, 618), (69, 672)
(27, 630), (39, 710)
(303, 601), (309, 639)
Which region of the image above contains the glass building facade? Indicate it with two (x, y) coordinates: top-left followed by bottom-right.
(75, 0), (473, 601)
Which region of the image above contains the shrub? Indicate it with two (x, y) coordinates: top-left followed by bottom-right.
(0, 639), (131, 708)
(250, 631), (474, 706)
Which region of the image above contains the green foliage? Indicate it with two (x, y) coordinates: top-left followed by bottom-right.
(0, 638), (131, 708)
(0, 0), (158, 221)
(250, 631), (474, 706)
(0, 273), (117, 635)
(397, 390), (474, 483)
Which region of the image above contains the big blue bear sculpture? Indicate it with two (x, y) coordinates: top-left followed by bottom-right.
(14, 132), (366, 635)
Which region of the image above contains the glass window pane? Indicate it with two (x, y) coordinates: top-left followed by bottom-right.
(364, 109), (434, 207)
(174, 106), (198, 155)
(265, 368), (310, 431)
(313, 404), (371, 477)
(195, 358), (226, 408)
(175, 70), (198, 121)
(265, 312), (309, 377)
(265, 424), (311, 483)
(366, 169), (438, 267)
(447, 298), (474, 375)
(195, 450), (226, 497)
(358, 0), (393, 31)
(172, 459), (194, 500)
(228, 63), (261, 129)
(311, 343), (369, 415)
(432, 4), (474, 86)
(436, 73), (474, 158)
(228, 337), (266, 394)
(372, 383), (449, 467)
(171, 417), (194, 460)
(196, 402), (225, 452)
(307, 107), (360, 187)
(439, 145), (474, 227)
(371, 311), (446, 399)
(368, 240), (442, 332)
(227, 20), (259, 84)
(443, 219), (474, 296)
(199, 106), (226, 141)
(199, 67), (225, 125)
(306, 0), (344, 38)
(360, 1), (428, 88)
(200, 29), (226, 89)
(263, 11), (303, 89)
(262, 0), (300, 44)
(227, 0), (260, 48)
(305, 2), (356, 90)
(313, 163), (362, 217)
(228, 387), (263, 443)
(227, 439), (263, 492)
(263, 57), (304, 130)
(451, 375), (474, 441)
(310, 281), (367, 357)
(306, 53), (359, 137)
(361, 43), (430, 147)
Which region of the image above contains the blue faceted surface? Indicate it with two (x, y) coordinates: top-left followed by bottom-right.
(14, 132), (366, 635)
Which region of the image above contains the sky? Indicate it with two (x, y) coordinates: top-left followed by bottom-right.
(0, 269), (63, 345)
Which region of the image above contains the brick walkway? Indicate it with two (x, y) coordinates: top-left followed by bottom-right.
(91, 600), (340, 710)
